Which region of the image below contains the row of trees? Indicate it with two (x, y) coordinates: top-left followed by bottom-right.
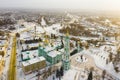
(51, 33), (58, 39)
(0, 18), (15, 26)
(20, 38), (42, 44)
(113, 48), (120, 73)
(20, 34), (58, 45)
(56, 66), (64, 80)
(107, 48), (120, 73)
(59, 24), (99, 37)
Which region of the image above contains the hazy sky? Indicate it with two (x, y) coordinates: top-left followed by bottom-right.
(0, 0), (120, 11)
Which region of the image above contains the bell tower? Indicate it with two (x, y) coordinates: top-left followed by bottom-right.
(63, 30), (70, 70)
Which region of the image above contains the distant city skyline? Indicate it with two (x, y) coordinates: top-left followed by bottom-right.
(0, 0), (120, 12)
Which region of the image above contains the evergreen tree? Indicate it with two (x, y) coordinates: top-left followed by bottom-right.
(87, 71), (93, 80)
(60, 66), (64, 76)
(102, 70), (106, 80)
(56, 69), (59, 78)
(109, 52), (113, 62)
(53, 76), (55, 80)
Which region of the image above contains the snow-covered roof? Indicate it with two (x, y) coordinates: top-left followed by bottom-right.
(57, 51), (62, 55)
(44, 46), (54, 52)
(28, 58), (39, 64)
(28, 56), (46, 65)
(47, 51), (61, 58)
(22, 61), (30, 67)
(54, 41), (61, 47)
(22, 50), (38, 60)
(38, 56), (46, 61)
(28, 43), (39, 48)
(22, 52), (29, 60)
(47, 52), (57, 58)
(0, 40), (6, 46)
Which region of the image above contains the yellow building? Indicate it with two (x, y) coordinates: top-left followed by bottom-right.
(22, 61), (31, 74)
(22, 56), (46, 74)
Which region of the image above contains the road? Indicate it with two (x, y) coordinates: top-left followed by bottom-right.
(8, 35), (17, 80)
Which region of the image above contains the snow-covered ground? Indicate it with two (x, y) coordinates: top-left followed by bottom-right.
(76, 55), (88, 63)
(20, 31), (33, 40)
(81, 45), (120, 79)
(17, 21), (120, 80)
(5, 14), (119, 80)
(44, 24), (62, 35)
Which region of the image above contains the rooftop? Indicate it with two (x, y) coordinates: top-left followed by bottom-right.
(22, 56), (46, 66)
(47, 50), (61, 58)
